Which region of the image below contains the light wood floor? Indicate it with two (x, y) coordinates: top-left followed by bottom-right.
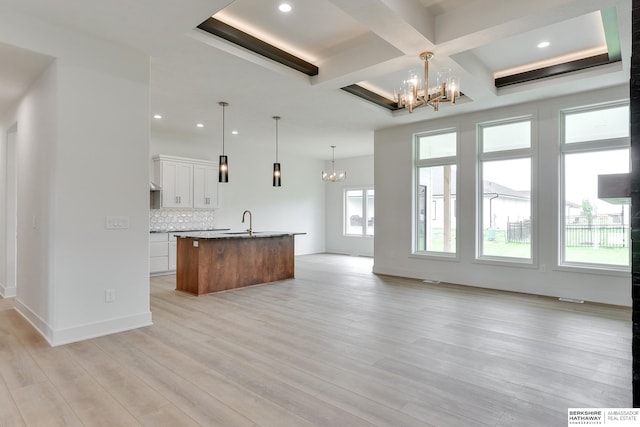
(0, 254), (632, 426)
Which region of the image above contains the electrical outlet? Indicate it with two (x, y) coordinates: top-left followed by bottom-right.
(540, 264), (547, 273)
(193, 241), (199, 247)
(105, 288), (115, 303)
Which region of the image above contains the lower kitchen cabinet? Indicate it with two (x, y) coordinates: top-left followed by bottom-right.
(150, 233), (180, 275)
(150, 233), (170, 275)
(168, 238), (177, 271)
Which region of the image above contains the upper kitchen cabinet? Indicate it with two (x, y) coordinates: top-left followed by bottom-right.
(153, 155), (218, 209)
(158, 158), (192, 208)
(193, 163), (218, 208)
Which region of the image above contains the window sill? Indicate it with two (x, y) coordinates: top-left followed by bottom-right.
(410, 252), (459, 262)
(555, 263), (630, 277)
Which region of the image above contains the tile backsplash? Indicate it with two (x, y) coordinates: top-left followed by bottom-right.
(150, 208), (216, 232)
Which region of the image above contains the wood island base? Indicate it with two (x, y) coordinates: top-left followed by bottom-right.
(176, 235), (295, 295)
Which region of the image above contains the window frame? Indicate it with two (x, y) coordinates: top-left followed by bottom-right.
(559, 101), (630, 272)
(413, 127), (459, 258)
(343, 187), (374, 237)
(476, 116), (536, 265)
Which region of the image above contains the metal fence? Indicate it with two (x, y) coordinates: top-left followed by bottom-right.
(565, 214), (628, 248)
(564, 224), (628, 248)
(507, 220), (531, 244)
(506, 215), (629, 248)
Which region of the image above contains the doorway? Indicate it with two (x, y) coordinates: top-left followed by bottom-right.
(3, 124), (17, 297)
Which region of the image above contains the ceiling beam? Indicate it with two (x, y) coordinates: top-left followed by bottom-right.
(197, 17), (319, 76)
(601, 7), (622, 61)
(327, 0), (436, 54)
(434, 0), (619, 52)
(341, 84), (399, 111)
(312, 32), (404, 87)
(495, 53), (616, 87)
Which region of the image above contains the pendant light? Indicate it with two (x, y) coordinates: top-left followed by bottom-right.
(322, 145), (346, 182)
(272, 116), (282, 187)
(218, 101), (229, 183)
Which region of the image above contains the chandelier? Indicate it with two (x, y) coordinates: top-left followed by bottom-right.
(395, 52), (460, 113)
(322, 145), (346, 182)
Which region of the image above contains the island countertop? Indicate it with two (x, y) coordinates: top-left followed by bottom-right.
(175, 231), (305, 240)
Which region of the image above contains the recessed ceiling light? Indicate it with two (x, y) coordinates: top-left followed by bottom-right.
(196, 123), (204, 128)
(153, 114), (162, 119)
(232, 130), (239, 135)
(279, 3), (292, 13)
(537, 41), (550, 48)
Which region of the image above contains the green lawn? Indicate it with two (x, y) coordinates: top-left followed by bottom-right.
(482, 230), (629, 265)
(564, 246), (629, 266)
(422, 228), (629, 266)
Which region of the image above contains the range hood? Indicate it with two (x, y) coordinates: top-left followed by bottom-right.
(150, 181), (161, 191)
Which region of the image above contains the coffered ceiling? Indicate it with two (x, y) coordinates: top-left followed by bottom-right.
(0, 0), (631, 159)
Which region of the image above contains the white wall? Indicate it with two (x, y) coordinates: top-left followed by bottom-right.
(0, 124), (7, 296)
(151, 130), (326, 255)
(0, 10), (152, 345)
(11, 62), (57, 333)
(374, 85), (631, 306)
(325, 155), (374, 256)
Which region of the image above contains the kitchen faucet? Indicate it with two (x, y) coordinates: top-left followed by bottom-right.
(242, 210), (253, 235)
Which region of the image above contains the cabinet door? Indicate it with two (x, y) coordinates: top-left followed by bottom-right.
(150, 233), (169, 273)
(161, 161), (193, 208)
(193, 164), (218, 208)
(168, 241), (177, 271)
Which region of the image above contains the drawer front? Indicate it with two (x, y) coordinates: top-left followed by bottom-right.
(150, 241), (169, 257)
(150, 233), (169, 242)
(150, 256), (169, 273)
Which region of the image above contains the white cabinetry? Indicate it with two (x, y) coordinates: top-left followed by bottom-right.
(168, 235), (177, 271)
(157, 159), (192, 208)
(150, 233), (182, 275)
(150, 233), (179, 275)
(150, 233), (169, 274)
(153, 155), (218, 209)
(193, 163), (218, 208)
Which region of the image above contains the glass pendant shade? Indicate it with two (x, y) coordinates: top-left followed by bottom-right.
(219, 155), (228, 183)
(272, 116), (282, 187)
(218, 101), (229, 183)
(273, 162), (281, 187)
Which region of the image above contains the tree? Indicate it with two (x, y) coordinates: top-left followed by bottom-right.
(581, 198), (597, 226)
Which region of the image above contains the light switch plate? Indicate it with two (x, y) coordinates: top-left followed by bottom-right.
(106, 216), (129, 229)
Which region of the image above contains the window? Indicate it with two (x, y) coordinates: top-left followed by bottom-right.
(478, 119), (532, 262)
(345, 188), (374, 236)
(415, 130), (457, 255)
(561, 103), (630, 270)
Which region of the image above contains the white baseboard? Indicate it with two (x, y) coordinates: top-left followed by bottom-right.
(14, 298), (53, 343)
(14, 299), (153, 347)
(0, 282), (16, 298)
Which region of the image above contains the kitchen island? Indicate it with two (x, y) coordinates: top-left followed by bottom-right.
(175, 231), (303, 295)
